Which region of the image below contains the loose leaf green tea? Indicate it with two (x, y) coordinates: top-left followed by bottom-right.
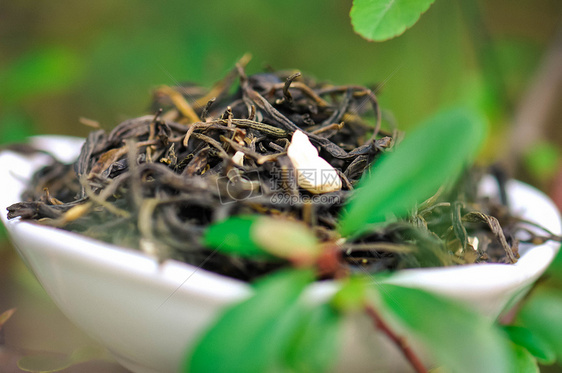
(8, 63), (395, 280)
(7, 63), (528, 280)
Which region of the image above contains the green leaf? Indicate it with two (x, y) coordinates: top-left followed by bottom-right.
(509, 343), (540, 373)
(331, 276), (369, 312)
(377, 284), (512, 373)
(518, 289), (562, 362)
(339, 107), (486, 237)
(284, 303), (343, 373)
(350, 0), (436, 41)
(204, 216), (321, 262)
(186, 269), (316, 373)
(252, 218), (320, 262)
(203, 215), (266, 257)
(502, 325), (555, 364)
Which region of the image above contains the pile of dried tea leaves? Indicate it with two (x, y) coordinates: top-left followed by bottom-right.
(7, 59), (554, 281)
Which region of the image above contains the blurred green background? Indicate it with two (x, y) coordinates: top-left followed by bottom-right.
(1, 0), (562, 371)
(0, 0), (559, 140)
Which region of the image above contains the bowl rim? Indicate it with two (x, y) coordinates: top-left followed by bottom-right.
(1, 135), (560, 301)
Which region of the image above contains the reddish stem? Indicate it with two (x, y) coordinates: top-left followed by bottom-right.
(364, 304), (427, 373)
(315, 243), (345, 278)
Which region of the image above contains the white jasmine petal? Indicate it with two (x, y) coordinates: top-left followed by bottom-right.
(232, 151), (245, 166)
(287, 130), (342, 194)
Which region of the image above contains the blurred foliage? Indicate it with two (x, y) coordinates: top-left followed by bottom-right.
(1, 0), (560, 141)
(523, 142), (561, 185)
(0, 47), (83, 104)
(379, 284), (514, 373)
(518, 289), (562, 364)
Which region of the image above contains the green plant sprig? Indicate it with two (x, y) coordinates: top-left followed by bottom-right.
(183, 107), (544, 372)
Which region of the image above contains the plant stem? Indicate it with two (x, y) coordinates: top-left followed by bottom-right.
(364, 304), (427, 373)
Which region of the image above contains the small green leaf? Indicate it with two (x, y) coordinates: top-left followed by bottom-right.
(377, 284), (512, 373)
(203, 215), (266, 257)
(284, 303), (343, 372)
(503, 325), (555, 364)
(186, 269), (315, 373)
(509, 343), (540, 373)
(252, 218), (320, 262)
(204, 216), (321, 262)
(18, 355), (71, 373)
(350, 0), (436, 41)
(331, 276), (369, 312)
(518, 289), (562, 362)
(339, 108), (486, 237)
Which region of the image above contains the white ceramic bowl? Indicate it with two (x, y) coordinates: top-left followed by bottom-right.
(1, 136), (560, 373)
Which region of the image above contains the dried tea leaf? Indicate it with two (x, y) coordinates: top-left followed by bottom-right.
(8, 64), (528, 279)
(463, 211), (518, 263)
